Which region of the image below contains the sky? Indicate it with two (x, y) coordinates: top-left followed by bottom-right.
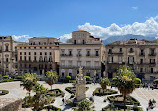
(0, 0), (158, 42)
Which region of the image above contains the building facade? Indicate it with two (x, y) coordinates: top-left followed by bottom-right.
(59, 30), (105, 79)
(0, 36), (24, 75)
(17, 37), (60, 77)
(105, 39), (158, 81)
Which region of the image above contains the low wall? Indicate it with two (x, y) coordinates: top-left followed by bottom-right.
(0, 98), (22, 111)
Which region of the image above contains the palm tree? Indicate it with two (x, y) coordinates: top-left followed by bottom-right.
(45, 71), (58, 90)
(99, 78), (110, 93)
(31, 83), (52, 111)
(21, 73), (38, 96)
(115, 66), (136, 111)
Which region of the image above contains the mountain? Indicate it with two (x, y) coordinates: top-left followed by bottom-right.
(102, 34), (156, 45)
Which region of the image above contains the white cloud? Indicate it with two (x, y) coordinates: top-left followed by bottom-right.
(59, 33), (72, 42)
(12, 35), (31, 42)
(77, 16), (158, 40)
(132, 6), (138, 10)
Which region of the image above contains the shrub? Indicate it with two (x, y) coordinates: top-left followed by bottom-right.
(154, 79), (158, 84)
(93, 88), (118, 96)
(0, 90), (9, 96)
(70, 94), (75, 98)
(47, 89), (65, 97)
(69, 80), (76, 83)
(65, 87), (89, 94)
(66, 76), (71, 80)
(135, 78), (141, 84)
(84, 76), (91, 81)
(43, 105), (61, 111)
(3, 76), (9, 79)
(89, 97), (94, 102)
(86, 81), (93, 84)
(15, 76), (23, 80)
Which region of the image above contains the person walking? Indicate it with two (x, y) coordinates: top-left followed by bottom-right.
(62, 97), (65, 105)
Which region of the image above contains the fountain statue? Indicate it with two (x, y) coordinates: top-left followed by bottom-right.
(75, 67), (86, 102)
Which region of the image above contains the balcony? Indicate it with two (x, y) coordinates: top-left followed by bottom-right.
(86, 54), (99, 57)
(60, 65), (101, 70)
(60, 54), (73, 57)
(139, 53), (145, 56)
(76, 54), (82, 57)
(129, 50), (134, 53)
(148, 53), (156, 56)
(108, 51), (123, 55)
(107, 61), (125, 65)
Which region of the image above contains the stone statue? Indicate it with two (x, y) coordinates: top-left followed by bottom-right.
(75, 67), (86, 102)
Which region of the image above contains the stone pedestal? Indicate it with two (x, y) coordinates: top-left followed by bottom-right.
(75, 67), (86, 102)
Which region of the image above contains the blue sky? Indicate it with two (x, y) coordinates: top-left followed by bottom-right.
(0, 0), (158, 41)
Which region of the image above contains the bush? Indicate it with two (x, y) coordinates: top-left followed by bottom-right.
(69, 80), (76, 83)
(135, 78), (141, 84)
(107, 95), (140, 106)
(135, 84), (140, 88)
(3, 76), (9, 79)
(15, 76), (23, 81)
(66, 76), (71, 80)
(154, 79), (158, 84)
(43, 105), (61, 111)
(86, 81), (93, 84)
(0, 90), (9, 96)
(93, 88), (118, 96)
(84, 76), (91, 81)
(89, 97), (94, 102)
(70, 94), (75, 98)
(47, 89), (65, 97)
(65, 87), (89, 94)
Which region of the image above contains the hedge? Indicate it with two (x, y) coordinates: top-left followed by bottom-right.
(47, 89), (65, 97)
(84, 76), (91, 81)
(0, 90), (9, 96)
(0, 79), (20, 83)
(93, 88), (118, 96)
(65, 87), (89, 94)
(43, 105), (61, 111)
(107, 95), (140, 106)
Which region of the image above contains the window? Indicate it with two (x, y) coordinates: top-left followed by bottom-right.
(49, 57), (52, 62)
(77, 51), (81, 56)
(118, 56), (122, 63)
(50, 64), (52, 69)
(40, 47), (42, 49)
(29, 52), (31, 55)
(40, 52), (42, 55)
(77, 61), (81, 66)
(34, 56), (36, 61)
(6, 46), (9, 51)
(108, 49), (112, 54)
(45, 52), (47, 55)
(74, 40), (76, 44)
(96, 50), (99, 56)
(20, 56), (22, 61)
(39, 42), (41, 45)
(24, 47), (26, 49)
(140, 59), (143, 64)
(50, 52), (52, 55)
(83, 40), (85, 44)
(61, 51), (65, 55)
(151, 68), (154, 73)
(45, 64), (47, 69)
(120, 48), (122, 52)
(20, 52), (22, 55)
(24, 52), (26, 55)
(49, 47), (52, 49)
(24, 56), (26, 61)
(34, 52), (36, 55)
(140, 49), (144, 55)
(29, 64), (31, 68)
(44, 57), (47, 62)
(128, 56), (134, 64)
(45, 47), (47, 49)
(6, 58), (8, 62)
(34, 47), (36, 49)
(140, 68), (143, 72)
(86, 51), (90, 56)
(69, 50), (72, 56)
(29, 47), (31, 49)
(150, 59), (155, 64)
(29, 56), (31, 61)
(129, 48), (133, 53)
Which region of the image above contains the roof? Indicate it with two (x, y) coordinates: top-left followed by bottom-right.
(30, 37), (56, 39)
(73, 30), (89, 32)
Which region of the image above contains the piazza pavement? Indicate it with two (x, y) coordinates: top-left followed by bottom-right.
(0, 81), (158, 111)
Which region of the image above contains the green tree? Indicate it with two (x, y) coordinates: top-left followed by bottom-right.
(115, 66), (136, 111)
(45, 71), (58, 90)
(99, 78), (110, 93)
(31, 84), (52, 111)
(21, 73), (38, 96)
